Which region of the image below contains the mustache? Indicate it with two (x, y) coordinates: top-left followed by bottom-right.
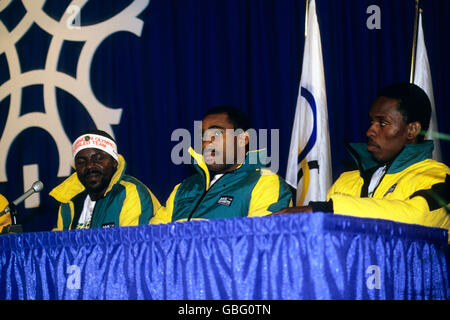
(84, 169), (103, 176)
(367, 139), (379, 147)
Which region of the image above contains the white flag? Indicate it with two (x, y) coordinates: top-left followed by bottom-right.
(413, 12), (442, 161)
(286, 0), (332, 205)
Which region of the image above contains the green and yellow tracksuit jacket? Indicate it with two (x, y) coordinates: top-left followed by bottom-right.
(50, 154), (161, 230)
(312, 141), (450, 242)
(150, 148), (292, 224)
(0, 194), (11, 232)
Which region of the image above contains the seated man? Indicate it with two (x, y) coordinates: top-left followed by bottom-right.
(50, 130), (161, 230)
(151, 106), (292, 223)
(276, 82), (450, 241)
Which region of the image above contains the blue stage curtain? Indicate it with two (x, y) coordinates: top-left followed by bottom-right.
(0, 213), (448, 300)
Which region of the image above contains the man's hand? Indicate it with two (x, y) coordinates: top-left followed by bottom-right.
(272, 206), (313, 215)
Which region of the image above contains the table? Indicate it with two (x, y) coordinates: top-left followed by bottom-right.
(0, 212), (448, 299)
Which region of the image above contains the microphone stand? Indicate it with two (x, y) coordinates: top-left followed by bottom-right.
(1, 203), (23, 234)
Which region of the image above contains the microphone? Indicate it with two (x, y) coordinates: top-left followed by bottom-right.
(0, 181), (44, 217)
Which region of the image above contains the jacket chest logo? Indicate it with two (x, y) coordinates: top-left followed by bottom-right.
(217, 196), (234, 206)
(101, 222), (115, 228)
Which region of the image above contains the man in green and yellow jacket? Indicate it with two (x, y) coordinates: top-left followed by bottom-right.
(151, 106), (292, 224)
(50, 130), (161, 230)
(277, 82), (450, 242)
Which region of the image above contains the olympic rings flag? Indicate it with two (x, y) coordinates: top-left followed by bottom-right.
(286, 0), (332, 205)
(413, 11), (442, 162)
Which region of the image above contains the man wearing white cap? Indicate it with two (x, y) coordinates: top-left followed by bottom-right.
(50, 130), (161, 230)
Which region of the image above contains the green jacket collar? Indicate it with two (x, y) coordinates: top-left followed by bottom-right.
(346, 140), (434, 174)
(49, 154), (127, 203)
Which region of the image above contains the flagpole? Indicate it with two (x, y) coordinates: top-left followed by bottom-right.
(304, 0), (309, 38)
(409, 0), (420, 83)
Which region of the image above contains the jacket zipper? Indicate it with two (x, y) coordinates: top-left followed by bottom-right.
(187, 173), (228, 221)
(364, 164), (390, 198)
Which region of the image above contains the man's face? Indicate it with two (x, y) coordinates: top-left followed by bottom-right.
(201, 113), (247, 174)
(366, 96), (412, 163)
(75, 148), (118, 196)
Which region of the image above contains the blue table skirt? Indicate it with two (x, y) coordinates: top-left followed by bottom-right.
(0, 212), (448, 299)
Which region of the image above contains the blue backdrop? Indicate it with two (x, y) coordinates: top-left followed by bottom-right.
(0, 0), (449, 232)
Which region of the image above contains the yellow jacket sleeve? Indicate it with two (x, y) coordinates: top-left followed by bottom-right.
(248, 169), (293, 217)
(0, 194), (11, 232)
(327, 164), (450, 241)
(149, 183), (181, 225)
(118, 180), (162, 226)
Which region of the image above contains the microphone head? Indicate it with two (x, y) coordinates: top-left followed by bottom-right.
(32, 181), (44, 193)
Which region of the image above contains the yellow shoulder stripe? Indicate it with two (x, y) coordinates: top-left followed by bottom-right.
(248, 172), (280, 217)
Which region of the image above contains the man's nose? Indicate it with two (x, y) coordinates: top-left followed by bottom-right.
(202, 135), (216, 146)
(366, 123), (377, 138)
(85, 158), (96, 170)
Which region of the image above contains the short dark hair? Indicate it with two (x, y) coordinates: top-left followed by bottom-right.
(203, 106), (251, 131)
(377, 82), (431, 141)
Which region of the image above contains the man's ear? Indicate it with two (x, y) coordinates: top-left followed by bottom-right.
(407, 121), (421, 140)
(238, 131), (249, 148)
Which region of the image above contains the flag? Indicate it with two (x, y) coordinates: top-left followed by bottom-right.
(413, 12), (442, 161)
(286, 0), (332, 205)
